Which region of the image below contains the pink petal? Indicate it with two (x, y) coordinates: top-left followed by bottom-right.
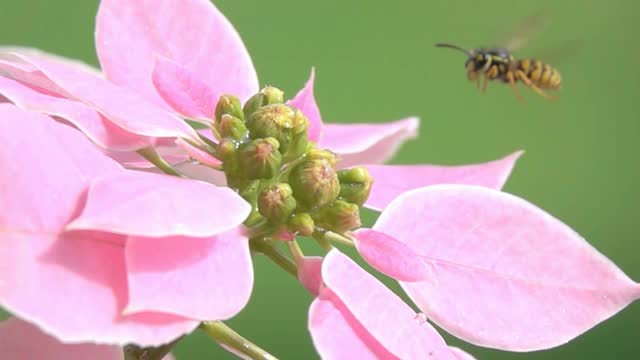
(0, 317), (123, 360)
(311, 250), (456, 359)
(0, 105), (198, 345)
(320, 117), (419, 168)
(0, 76), (149, 151)
(309, 293), (392, 359)
(125, 227), (253, 320)
(352, 228), (432, 282)
(66, 171), (251, 238)
(364, 151), (523, 211)
(8, 51), (200, 144)
(152, 55), (219, 120)
(298, 256), (324, 297)
(449, 347), (477, 360)
(175, 138), (222, 168)
(288, 68), (323, 142)
(96, 0), (258, 106)
(373, 185), (640, 351)
(0, 47), (98, 97)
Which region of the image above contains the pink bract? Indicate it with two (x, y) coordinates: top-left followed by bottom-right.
(0, 0), (424, 170)
(0, 317), (124, 360)
(368, 184), (640, 351)
(306, 250), (467, 359)
(0, 104), (253, 346)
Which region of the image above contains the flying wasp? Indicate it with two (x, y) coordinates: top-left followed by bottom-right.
(436, 13), (567, 104)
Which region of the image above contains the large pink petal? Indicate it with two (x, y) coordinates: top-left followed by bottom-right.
(66, 171), (251, 238)
(0, 105), (198, 345)
(449, 347), (477, 360)
(352, 228), (432, 282)
(309, 293), (392, 359)
(125, 227), (253, 320)
(364, 151), (523, 211)
(288, 68), (323, 142)
(152, 55), (219, 120)
(96, 0), (258, 106)
(6, 51), (200, 144)
(320, 117), (419, 168)
(373, 185), (640, 351)
(0, 47), (99, 97)
(311, 250), (456, 359)
(0, 76), (149, 151)
(0, 317), (123, 360)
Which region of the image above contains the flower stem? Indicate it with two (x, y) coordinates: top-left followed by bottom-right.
(324, 231), (356, 247)
(249, 238), (297, 278)
(123, 337), (182, 360)
(137, 147), (184, 177)
(286, 239), (305, 263)
(200, 321), (278, 360)
(312, 232), (333, 252)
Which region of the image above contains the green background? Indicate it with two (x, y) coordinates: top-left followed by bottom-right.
(1, 0), (639, 359)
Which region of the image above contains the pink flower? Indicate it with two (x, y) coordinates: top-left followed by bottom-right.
(352, 185), (640, 351)
(0, 0), (416, 172)
(0, 317), (175, 360)
(301, 249), (476, 359)
(0, 104), (253, 346)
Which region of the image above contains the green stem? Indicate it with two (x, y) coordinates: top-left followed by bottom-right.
(324, 231), (356, 247)
(286, 239), (305, 263)
(313, 232), (333, 252)
(197, 131), (219, 150)
(137, 147), (184, 177)
(123, 337), (182, 360)
(200, 321), (278, 360)
(250, 238), (297, 278)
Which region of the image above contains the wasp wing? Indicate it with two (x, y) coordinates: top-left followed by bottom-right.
(496, 11), (553, 52)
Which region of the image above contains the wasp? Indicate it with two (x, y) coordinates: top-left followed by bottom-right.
(436, 13), (567, 104)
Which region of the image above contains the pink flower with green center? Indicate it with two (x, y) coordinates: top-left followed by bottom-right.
(0, 0), (638, 359)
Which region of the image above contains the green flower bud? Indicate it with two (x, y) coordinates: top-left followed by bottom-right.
(215, 95), (244, 123)
(262, 86), (285, 105)
(315, 200), (361, 233)
(247, 104), (300, 153)
(242, 93), (265, 119)
(291, 107), (310, 135)
(242, 86), (286, 119)
(337, 167), (374, 206)
(306, 146), (339, 167)
(283, 130), (310, 162)
(289, 159), (340, 208)
(287, 212), (315, 237)
(258, 183), (297, 223)
(218, 114), (248, 142)
(237, 137), (282, 179)
(216, 138), (237, 161)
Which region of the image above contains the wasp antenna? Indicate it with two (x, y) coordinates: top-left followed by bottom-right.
(434, 43), (472, 56)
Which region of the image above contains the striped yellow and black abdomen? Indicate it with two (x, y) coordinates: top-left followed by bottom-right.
(516, 59), (562, 89)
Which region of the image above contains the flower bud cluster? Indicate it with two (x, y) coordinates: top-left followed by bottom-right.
(213, 87), (374, 238)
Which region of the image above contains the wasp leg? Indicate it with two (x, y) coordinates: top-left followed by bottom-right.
(506, 71), (525, 105)
(482, 66), (499, 94)
(515, 70), (558, 100)
(481, 74), (488, 93)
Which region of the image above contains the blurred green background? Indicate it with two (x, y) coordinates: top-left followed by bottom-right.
(1, 0), (639, 359)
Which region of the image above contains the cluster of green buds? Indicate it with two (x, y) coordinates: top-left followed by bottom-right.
(212, 86), (374, 239)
